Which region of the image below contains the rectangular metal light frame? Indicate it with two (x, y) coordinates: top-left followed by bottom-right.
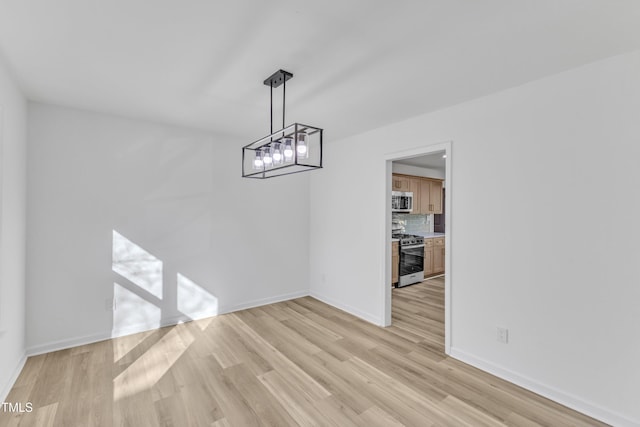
(242, 123), (323, 179)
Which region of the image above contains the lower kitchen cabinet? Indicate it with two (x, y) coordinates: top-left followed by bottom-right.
(423, 239), (433, 276)
(424, 237), (445, 278)
(392, 241), (399, 285)
(433, 237), (445, 274)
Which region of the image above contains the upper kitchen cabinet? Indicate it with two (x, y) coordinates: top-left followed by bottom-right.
(428, 179), (443, 214)
(419, 178), (443, 214)
(392, 173), (443, 214)
(409, 178), (421, 211)
(392, 175), (411, 192)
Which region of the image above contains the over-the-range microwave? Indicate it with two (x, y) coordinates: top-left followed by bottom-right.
(392, 191), (413, 213)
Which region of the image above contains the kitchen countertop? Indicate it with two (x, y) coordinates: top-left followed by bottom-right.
(411, 232), (445, 238)
(391, 232), (444, 242)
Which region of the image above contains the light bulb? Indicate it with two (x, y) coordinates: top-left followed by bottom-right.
(283, 138), (294, 161)
(263, 147), (273, 166)
(272, 142), (283, 164)
(253, 150), (263, 170)
(296, 132), (309, 159)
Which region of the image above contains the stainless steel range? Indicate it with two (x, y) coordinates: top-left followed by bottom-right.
(393, 233), (425, 287)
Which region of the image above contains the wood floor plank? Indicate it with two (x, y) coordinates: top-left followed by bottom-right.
(222, 364), (298, 427)
(357, 406), (405, 427)
(313, 396), (361, 427)
(28, 350), (73, 408)
(210, 418), (232, 427)
(197, 355), (262, 427)
(223, 314), (331, 402)
(256, 370), (326, 426)
(0, 276), (608, 427)
(289, 349), (375, 414)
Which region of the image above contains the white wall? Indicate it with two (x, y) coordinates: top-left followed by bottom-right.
(310, 50), (640, 426)
(26, 103), (310, 353)
(0, 55), (27, 401)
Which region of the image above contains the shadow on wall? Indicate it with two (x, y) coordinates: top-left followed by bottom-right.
(111, 230), (218, 337)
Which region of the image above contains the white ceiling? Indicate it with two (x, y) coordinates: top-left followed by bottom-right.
(1, 1), (639, 141)
(395, 152), (446, 172)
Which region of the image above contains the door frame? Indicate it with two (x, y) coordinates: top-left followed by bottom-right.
(383, 140), (452, 355)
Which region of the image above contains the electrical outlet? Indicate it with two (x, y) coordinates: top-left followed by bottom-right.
(497, 327), (509, 344)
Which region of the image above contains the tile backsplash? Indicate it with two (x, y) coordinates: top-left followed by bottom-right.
(392, 213), (434, 234)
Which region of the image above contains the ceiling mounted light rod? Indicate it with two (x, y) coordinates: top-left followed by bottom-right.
(266, 69), (291, 134)
(242, 69), (323, 179)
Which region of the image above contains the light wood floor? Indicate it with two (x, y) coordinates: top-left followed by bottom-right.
(1, 277), (606, 426)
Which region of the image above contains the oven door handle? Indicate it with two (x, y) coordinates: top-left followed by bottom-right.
(401, 244), (425, 249)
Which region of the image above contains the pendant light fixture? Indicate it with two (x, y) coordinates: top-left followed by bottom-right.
(242, 69), (323, 179)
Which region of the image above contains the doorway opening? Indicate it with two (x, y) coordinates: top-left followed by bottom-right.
(384, 141), (451, 355)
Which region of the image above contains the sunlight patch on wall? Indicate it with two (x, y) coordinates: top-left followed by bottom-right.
(177, 273), (218, 322)
(112, 230), (163, 299)
(113, 282), (161, 336)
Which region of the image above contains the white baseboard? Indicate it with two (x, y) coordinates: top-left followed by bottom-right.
(0, 352), (27, 403)
(450, 347), (639, 427)
(219, 290), (309, 314)
(26, 290), (310, 357)
(27, 331), (112, 357)
(309, 290), (383, 326)
(110, 313), (201, 339)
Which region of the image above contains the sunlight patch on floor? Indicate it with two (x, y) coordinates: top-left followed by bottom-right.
(113, 325), (195, 402)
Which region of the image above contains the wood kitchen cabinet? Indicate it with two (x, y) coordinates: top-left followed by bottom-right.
(392, 175), (411, 192)
(433, 237), (445, 274)
(392, 241), (399, 285)
(409, 178), (420, 211)
(392, 173), (442, 214)
(429, 180), (443, 213)
(419, 179), (443, 214)
(424, 237), (445, 278)
(423, 239), (433, 276)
